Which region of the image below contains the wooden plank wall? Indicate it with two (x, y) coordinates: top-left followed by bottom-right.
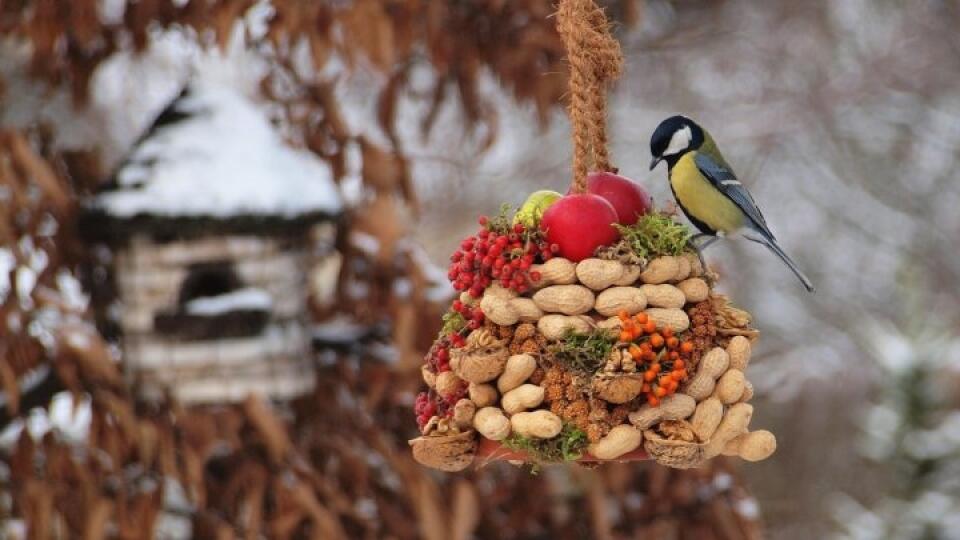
(115, 233), (316, 403)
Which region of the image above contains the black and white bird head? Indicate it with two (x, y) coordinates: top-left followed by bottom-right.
(649, 115), (705, 170)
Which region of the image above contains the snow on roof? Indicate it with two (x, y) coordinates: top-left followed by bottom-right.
(89, 83), (342, 220)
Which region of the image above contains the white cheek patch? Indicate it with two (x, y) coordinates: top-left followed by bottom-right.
(663, 125), (692, 156)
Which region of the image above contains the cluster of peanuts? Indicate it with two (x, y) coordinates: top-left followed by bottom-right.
(480, 253), (708, 338)
(410, 253), (775, 471)
(626, 336), (775, 468)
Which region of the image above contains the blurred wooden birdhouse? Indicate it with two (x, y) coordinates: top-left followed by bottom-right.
(80, 83), (342, 404)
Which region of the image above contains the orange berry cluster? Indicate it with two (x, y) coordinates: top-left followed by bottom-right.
(617, 311), (692, 407)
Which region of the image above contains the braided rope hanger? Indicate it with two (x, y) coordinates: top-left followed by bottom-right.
(556, 0), (623, 193)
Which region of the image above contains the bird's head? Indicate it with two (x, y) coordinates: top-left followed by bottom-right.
(649, 115), (705, 170)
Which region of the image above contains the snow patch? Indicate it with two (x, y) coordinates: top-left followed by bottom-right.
(0, 248), (13, 302)
(312, 315), (371, 344)
(56, 270), (89, 311)
(184, 287), (272, 316)
(0, 386), (92, 449)
(350, 231), (381, 256)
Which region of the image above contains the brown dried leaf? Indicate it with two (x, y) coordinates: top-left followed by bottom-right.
(288, 480), (346, 540)
(449, 480), (479, 540)
(351, 194), (410, 268)
(124, 0), (158, 51)
(0, 359), (20, 416)
(377, 68), (405, 147)
(243, 395), (291, 464)
(137, 421), (159, 468)
(5, 131), (70, 214)
(83, 497), (113, 540)
(340, 0), (395, 70)
(183, 445), (206, 509)
(413, 478), (448, 540)
(24, 480), (55, 540)
(213, 1), (255, 51)
(360, 138), (404, 195)
(68, 0), (101, 50)
(241, 472), (267, 540)
(58, 327), (122, 387)
(27, 0), (62, 79)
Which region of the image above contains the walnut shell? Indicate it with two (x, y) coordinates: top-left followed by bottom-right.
(593, 374), (644, 404)
(642, 429), (706, 469)
(451, 345), (509, 383)
(409, 430), (478, 472)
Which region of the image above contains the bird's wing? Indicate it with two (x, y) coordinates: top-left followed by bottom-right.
(693, 152), (774, 238)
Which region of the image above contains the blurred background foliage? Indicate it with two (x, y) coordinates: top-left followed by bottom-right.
(0, 0), (959, 538)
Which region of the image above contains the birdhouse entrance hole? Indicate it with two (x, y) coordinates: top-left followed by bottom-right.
(178, 262), (241, 306)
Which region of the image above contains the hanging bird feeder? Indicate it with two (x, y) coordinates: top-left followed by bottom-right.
(410, 0), (775, 471)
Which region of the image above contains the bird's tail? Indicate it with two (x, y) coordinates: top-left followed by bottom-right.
(742, 229), (816, 293)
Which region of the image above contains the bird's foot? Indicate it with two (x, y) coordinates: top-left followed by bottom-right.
(687, 234), (717, 272)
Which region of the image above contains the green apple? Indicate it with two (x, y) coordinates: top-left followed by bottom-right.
(513, 190), (562, 229)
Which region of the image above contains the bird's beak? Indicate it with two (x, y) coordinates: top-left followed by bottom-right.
(649, 157), (662, 171)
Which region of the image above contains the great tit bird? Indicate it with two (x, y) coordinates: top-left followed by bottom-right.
(649, 115), (815, 293)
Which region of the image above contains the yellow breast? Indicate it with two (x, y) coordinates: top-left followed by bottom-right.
(671, 152), (745, 234)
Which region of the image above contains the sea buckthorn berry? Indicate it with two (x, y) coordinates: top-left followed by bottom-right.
(643, 320), (657, 334)
(680, 342), (694, 354)
(649, 334), (665, 348)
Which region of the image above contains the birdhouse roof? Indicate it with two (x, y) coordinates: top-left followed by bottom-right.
(82, 83), (342, 240)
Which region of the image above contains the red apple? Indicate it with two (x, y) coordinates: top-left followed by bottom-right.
(540, 193), (620, 262)
(585, 171), (653, 226)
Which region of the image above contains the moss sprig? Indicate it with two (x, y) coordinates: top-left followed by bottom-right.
(440, 310), (467, 337)
(599, 212), (693, 261)
(484, 203), (516, 235)
(550, 330), (616, 373)
(502, 423), (589, 467)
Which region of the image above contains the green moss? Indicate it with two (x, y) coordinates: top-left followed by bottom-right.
(440, 310), (466, 336)
(550, 330), (616, 373)
(502, 423), (589, 467)
(604, 212), (693, 261)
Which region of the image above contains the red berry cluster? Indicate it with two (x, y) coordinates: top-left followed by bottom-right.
(414, 385), (468, 430)
(451, 299), (485, 330)
(447, 217), (558, 297)
(425, 340), (452, 373)
(414, 391), (437, 430)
